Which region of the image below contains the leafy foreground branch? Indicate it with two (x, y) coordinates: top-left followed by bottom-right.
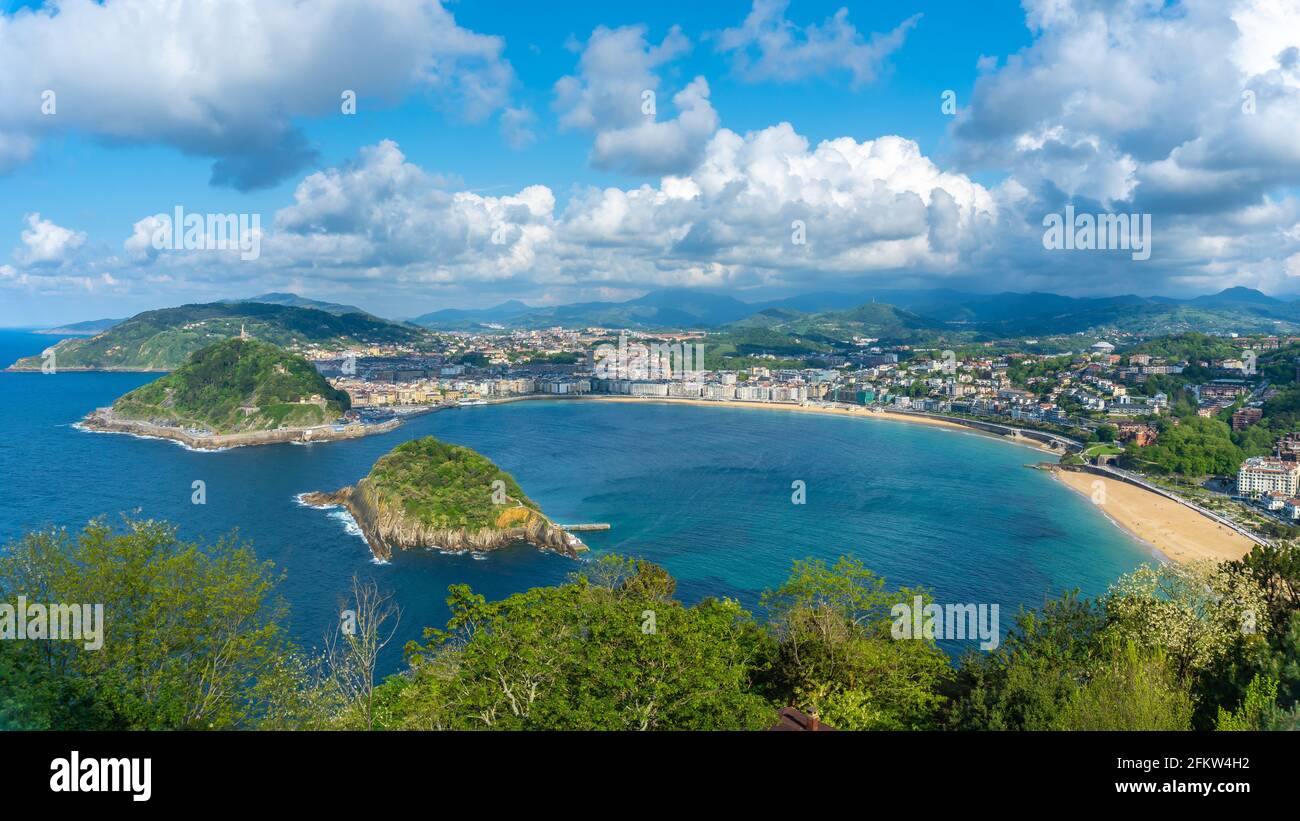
(3, 516), (1300, 731)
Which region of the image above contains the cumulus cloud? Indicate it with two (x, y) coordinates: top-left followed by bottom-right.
(562, 125), (995, 281)
(17, 213), (86, 265)
(941, 0), (1300, 293)
(108, 130), (993, 303)
(954, 0), (1300, 212)
(715, 0), (920, 87)
(554, 25), (718, 175)
(590, 77), (721, 175)
(0, 260), (120, 294)
(268, 139), (556, 282)
(14, 0), (1300, 309)
(0, 0), (516, 189)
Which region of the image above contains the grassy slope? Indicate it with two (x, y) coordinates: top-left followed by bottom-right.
(12, 302), (426, 370)
(111, 338), (350, 433)
(363, 437), (542, 531)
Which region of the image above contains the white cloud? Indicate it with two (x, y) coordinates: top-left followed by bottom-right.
(715, 0), (920, 87)
(124, 215), (167, 263)
(554, 25), (690, 131)
(931, 0), (1300, 296)
(1286, 251), (1300, 278)
(15, 0), (1300, 308)
(560, 125), (995, 281)
(0, 261), (120, 294)
(108, 130), (994, 302)
(554, 24), (716, 175)
(500, 106), (538, 149)
(17, 212), (86, 265)
(954, 0), (1300, 214)
(590, 77), (720, 175)
(267, 140), (557, 282)
(0, 0), (516, 189)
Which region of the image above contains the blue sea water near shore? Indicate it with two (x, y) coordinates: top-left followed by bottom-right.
(0, 329), (1151, 673)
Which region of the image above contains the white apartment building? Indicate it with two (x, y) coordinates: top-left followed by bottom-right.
(629, 381), (669, 397)
(1238, 457), (1300, 498)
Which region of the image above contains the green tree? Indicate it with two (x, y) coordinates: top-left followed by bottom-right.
(1055, 640), (1193, 731)
(0, 517), (293, 729)
(380, 557), (774, 730)
(952, 591), (1106, 730)
(1215, 673), (1278, 730)
(1105, 561), (1268, 681)
(1121, 416), (1243, 477)
(759, 557), (952, 730)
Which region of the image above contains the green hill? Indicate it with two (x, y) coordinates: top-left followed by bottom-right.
(731, 302), (943, 340)
(302, 435), (584, 559)
(364, 436), (541, 531)
(110, 338), (350, 434)
(9, 301), (426, 370)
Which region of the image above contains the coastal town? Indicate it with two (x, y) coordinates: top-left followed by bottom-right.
(302, 324), (1300, 550)
(313, 327), (1275, 428)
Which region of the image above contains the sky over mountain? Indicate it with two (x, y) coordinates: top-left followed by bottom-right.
(2, 0), (1300, 325)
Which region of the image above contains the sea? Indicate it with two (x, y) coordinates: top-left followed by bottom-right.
(0, 329), (1152, 673)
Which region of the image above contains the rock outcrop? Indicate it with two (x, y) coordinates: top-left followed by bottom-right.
(81, 407), (400, 450)
(301, 479), (585, 561)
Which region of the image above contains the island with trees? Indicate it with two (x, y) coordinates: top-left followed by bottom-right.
(302, 436), (587, 560)
(80, 337), (399, 449)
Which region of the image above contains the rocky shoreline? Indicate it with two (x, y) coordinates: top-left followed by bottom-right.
(300, 481), (587, 561)
(79, 407), (401, 450)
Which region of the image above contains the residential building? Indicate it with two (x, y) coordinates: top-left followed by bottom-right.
(1237, 457), (1300, 497)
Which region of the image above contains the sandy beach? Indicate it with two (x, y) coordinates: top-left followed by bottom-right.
(501, 393), (979, 431)
(1053, 471), (1255, 565)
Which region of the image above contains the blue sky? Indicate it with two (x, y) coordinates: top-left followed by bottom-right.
(2, 0), (1299, 325)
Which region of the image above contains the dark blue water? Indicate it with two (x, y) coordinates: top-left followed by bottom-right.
(0, 329), (1148, 672)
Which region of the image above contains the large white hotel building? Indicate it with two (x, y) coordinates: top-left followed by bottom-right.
(1237, 456), (1300, 498)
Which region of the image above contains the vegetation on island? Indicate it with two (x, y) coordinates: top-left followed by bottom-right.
(362, 436), (540, 531)
(10, 301), (425, 370)
(4, 515), (1300, 731)
(110, 338), (350, 434)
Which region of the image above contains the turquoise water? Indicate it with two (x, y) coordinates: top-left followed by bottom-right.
(0, 329), (1149, 672)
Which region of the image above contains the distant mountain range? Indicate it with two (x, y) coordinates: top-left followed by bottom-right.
(410, 285), (1300, 337)
(20, 285), (1300, 373)
(224, 292), (372, 317)
(410, 290), (759, 330)
(37, 317), (126, 335)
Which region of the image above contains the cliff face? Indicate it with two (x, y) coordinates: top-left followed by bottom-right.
(302, 480), (585, 561)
